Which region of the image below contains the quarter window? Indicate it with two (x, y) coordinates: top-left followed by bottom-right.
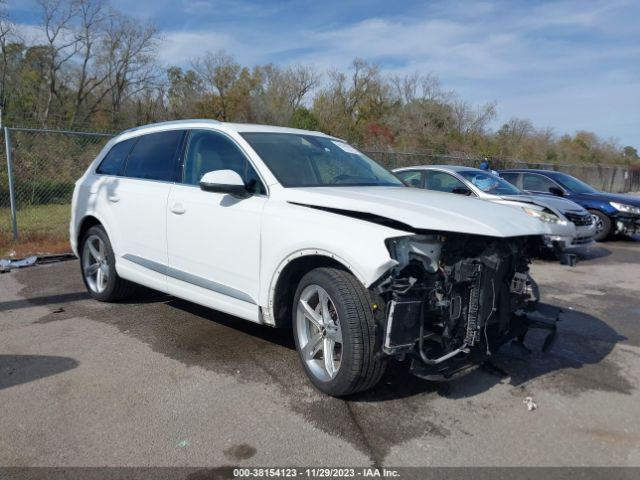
(182, 130), (265, 194)
(96, 138), (137, 176)
(123, 130), (185, 182)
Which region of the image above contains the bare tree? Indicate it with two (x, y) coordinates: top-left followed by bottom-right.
(102, 10), (160, 127)
(251, 63), (320, 124)
(69, 0), (110, 126)
(0, 0), (14, 124)
(192, 50), (240, 120)
(37, 0), (81, 125)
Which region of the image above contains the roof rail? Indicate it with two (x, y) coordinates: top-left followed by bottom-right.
(120, 118), (221, 135)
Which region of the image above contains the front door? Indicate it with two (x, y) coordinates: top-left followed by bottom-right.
(166, 129), (267, 322)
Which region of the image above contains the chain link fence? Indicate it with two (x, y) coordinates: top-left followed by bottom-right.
(1, 127), (638, 258)
(1, 127), (114, 257)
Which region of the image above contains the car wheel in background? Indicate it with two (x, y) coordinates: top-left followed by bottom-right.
(293, 267), (386, 397)
(80, 225), (136, 301)
(588, 210), (612, 242)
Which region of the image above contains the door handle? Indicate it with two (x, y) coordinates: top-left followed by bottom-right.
(170, 203), (186, 215)
(108, 195), (120, 203)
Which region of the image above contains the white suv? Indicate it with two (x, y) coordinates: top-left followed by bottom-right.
(71, 120), (550, 396)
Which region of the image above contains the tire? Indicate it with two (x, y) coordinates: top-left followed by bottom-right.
(292, 267), (386, 396)
(588, 209), (612, 242)
(80, 225), (136, 301)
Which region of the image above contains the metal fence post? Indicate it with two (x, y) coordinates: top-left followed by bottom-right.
(4, 126), (18, 240)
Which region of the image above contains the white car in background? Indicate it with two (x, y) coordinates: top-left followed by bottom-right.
(394, 165), (596, 253)
(71, 120), (554, 396)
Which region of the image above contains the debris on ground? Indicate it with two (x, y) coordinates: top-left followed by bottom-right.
(0, 253), (76, 273)
(523, 396), (538, 411)
(0, 256), (38, 273)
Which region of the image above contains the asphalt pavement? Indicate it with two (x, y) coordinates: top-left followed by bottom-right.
(1, 237), (639, 467)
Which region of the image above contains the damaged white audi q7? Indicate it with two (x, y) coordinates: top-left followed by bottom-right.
(71, 120), (558, 396)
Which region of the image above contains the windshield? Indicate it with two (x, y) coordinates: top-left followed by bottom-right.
(549, 172), (599, 194)
(458, 170), (523, 195)
(241, 132), (403, 187)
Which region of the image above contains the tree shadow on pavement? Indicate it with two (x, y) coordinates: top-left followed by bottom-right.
(0, 355), (78, 390)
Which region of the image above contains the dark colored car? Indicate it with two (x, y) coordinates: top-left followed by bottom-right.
(499, 169), (640, 241)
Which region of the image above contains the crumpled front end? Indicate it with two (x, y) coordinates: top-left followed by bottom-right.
(372, 233), (557, 379)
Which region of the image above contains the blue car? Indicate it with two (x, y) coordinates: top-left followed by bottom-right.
(499, 169), (640, 241)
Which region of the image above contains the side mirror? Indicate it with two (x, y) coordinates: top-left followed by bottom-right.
(548, 186), (564, 197)
(452, 186), (472, 196)
(200, 170), (250, 199)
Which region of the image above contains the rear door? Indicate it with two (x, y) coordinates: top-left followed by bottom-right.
(166, 129), (267, 321)
(99, 129), (185, 292)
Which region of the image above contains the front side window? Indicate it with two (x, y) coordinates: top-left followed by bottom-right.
(96, 138), (137, 176)
(182, 130), (265, 194)
(500, 172), (520, 187)
(522, 173), (560, 193)
(241, 132), (403, 188)
(123, 130), (185, 182)
(396, 170), (423, 188)
(424, 171), (467, 193)
(548, 172), (599, 194)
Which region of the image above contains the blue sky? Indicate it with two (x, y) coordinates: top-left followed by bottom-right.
(9, 0), (640, 148)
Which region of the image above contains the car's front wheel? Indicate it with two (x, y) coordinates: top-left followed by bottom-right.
(588, 209), (612, 241)
(293, 267), (386, 396)
(80, 225), (136, 301)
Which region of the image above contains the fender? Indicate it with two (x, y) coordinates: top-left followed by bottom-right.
(262, 247), (397, 326)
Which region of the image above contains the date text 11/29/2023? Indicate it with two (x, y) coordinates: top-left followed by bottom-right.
(233, 467), (401, 478)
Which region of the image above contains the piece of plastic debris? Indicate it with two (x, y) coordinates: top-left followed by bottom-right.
(523, 396), (537, 411)
(177, 439), (190, 448)
(0, 255), (38, 273)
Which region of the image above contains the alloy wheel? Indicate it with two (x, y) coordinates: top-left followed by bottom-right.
(82, 234), (109, 293)
(295, 284), (343, 381)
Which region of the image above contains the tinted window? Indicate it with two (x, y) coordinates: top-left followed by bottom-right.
(523, 173), (559, 193)
(500, 172), (520, 187)
(396, 170), (423, 187)
(548, 172), (599, 194)
(124, 130), (184, 182)
(424, 171), (466, 193)
(96, 138), (136, 176)
(183, 130), (265, 194)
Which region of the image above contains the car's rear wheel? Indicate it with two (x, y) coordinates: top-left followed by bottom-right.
(588, 209), (612, 241)
(293, 267), (386, 396)
(80, 225), (136, 301)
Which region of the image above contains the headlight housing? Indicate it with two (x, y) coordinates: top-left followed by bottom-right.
(522, 207), (567, 225)
(610, 202), (640, 215)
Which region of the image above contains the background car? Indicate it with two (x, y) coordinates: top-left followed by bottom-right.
(394, 165), (595, 253)
(499, 169), (640, 241)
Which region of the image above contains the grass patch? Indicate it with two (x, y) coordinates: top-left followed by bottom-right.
(0, 203), (72, 257)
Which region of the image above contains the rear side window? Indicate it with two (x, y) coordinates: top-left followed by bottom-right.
(96, 138), (136, 175)
(124, 130), (185, 182)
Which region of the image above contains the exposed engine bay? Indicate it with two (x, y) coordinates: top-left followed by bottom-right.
(372, 233), (558, 379)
